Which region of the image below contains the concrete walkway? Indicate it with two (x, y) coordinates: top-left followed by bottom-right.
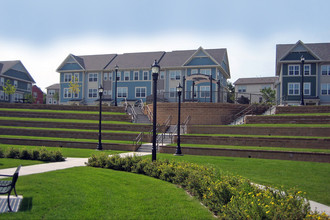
(0, 152), (329, 216)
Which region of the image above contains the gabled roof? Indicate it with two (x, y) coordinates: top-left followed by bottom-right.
(77, 54), (117, 71)
(46, 83), (60, 90)
(0, 60), (35, 83)
(104, 51), (165, 70)
(159, 50), (195, 68)
(234, 77), (278, 85)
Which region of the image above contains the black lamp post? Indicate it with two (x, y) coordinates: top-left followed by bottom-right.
(114, 65), (119, 106)
(209, 75), (213, 103)
(175, 83), (183, 156)
(300, 56), (305, 105)
(97, 85), (104, 150)
(192, 81), (195, 102)
(151, 60), (160, 161)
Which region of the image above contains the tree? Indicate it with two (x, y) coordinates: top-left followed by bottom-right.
(3, 80), (16, 102)
(68, 76), (80, 99)
(24, 93), (35, 103)
(237, 95), (250, 104)
(260, 87), (276, 104)
(226, 81), (235, 103)
(53, 92), (59, 102)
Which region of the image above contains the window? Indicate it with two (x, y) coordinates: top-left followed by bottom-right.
(117, 87), (128, 98)
(14, 93), (23, 102)
(0, 91), (4, 100)
(103, 90), (107, 95)
(13, 80), (18, 88)
(109, 72), (113, 81)
(237, 85), (246, 93)
(304, 64), (311, 76)
(48, 98), (52, 104)
(143, 71), (149, 80)
(108, 90), (112, 98)
(288, 83), (300, 95)
(53, 99), (57, 104)
(200, 86), (210, 98)
(191, 69), (198, 75)
(88, 73), (98, 82)
(116, 72), (121, 81)
(170, 70), (181, 80)
(200, 69), (211, 75)
(160, 71), (165, 79)
(304, 83), (311, 95)
(64, 73), (72, 82)
(73, 91), (79, 98)
(33, 92), (37, 98)
(288, 65), (300, 75)
(88, 88), (98, 98)
(134, 71), (139, 81)
(27, 84), (32, 91)
(321, 83), (330, 95)
(0, 77), (4, 86)
(73, 73), (79, 82)
(104, 73), (108, 81)
(135, 87), (146, 98)
(169, 88), (176, 98)
(124, 71), (130, 81)
(49, 90), (55, 95)
(261, 85), (271, 89)
(321, 65), (330, 75)
(63, 88), (72, 98)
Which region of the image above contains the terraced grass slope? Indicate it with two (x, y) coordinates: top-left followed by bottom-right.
(162, 105), (330, 163)
(0, 103), (153, 151)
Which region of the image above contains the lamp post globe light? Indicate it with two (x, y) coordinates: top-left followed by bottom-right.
(151, 60), (160, 161)
(114, 65), (119, 106)
(300, 56), (305, 106)
(175, 83), (183, 156)
(97, 85), (104, 150)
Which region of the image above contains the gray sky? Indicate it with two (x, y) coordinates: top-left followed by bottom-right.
(1, 0), (329, 91)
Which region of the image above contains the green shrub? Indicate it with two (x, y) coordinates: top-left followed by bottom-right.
(86, 154), (328, 219)
(0, 148), (4, 158)
(32, 149), (40, 160)
(2, 147), (65, 162)
(20, 148), (32, 160)
(6, 147), (20, 159)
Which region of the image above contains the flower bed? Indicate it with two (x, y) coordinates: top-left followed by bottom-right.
(86, 154), (328, 219)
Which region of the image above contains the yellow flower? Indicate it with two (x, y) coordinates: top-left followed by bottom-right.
(266, 211), (270, 214)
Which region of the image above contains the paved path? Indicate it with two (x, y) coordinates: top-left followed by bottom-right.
(0, 151), (329, 216)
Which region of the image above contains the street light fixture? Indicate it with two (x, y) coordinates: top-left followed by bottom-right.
(175, 83), (183, 156)
(151, 60), (160, 161)
(97, 85), (104, 150)
(114, 65), (119, 106)
(300, 56), (305, 105)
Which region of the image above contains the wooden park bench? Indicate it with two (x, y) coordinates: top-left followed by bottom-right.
(0, 165), (21, 212)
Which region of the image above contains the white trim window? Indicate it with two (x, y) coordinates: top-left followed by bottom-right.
(108, 90), (112, 98)
(238, 85), (246, 93)
(288, 65), (300, 76)
(0, 77), (4, 86)
(63, 88), (72, 98)
(88, 73), (98, 82)
(104, 73), (108, 81)
(304, 82), (311, 95)
(143, 71), (149, 81)
(160, 71), (165, 79)
(73, 73), (79, 82)
(321, 65), (330, 75)
(73, 90), (79, 98)
(134, 71), (139, 81)
(170, 70), (181, 80)
(191, 69), (198, 75)
(124, 71), (130, 81)
(88, 88), (98, 98)
(200, 69), (211, 76)
(53, 99), (57, 104)
(48, 98), (53, 104)
(0, 91), (4, 100)
(321, 83), (330, 95)
(48, 90), (55, 95)
(27, 83), (32, 91)
(135, 87), (146, 98)
(103, 90), (107, 95)
(116, 72), (121, 81)
(200, 86), (210, 98)
(169, 88), (176, 98)
(64, 73), (72, 82)
(304, 64), (311, 76)
(13, 80), (18, 88)
(288, 83), (300, 95)
(117, 87), (128, 98)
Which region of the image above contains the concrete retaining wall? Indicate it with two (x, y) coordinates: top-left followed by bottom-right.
(159, 146), (330, 163)
(276, 106), (330, 114)
(245, 115), (330, 124)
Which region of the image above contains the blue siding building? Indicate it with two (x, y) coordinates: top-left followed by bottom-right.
(0, 60), (35, 103)
(56, 47), (231, 105)
(276, 40), (330, 105)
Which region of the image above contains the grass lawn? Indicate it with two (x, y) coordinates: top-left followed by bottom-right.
(0, 144), (127, 159)
(0, 158), (45, 169)
(0, 116), (147, 125)
(265, 113), (330, 116)
(237, 123), (330, 128)
(0, 135), (137, 145)
(0, 126), (141, 134)
(183, 133), (330, 139)
(168, 143), (330, 153)
(0, 167), (214, 220)
(156, 154), (330, 206)
(0, 108), (126, 115)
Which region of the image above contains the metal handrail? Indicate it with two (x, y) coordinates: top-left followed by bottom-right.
(133, 132), (143, 147)
(129, 104), (137, 122)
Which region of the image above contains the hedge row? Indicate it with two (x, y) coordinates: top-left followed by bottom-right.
(86, 154), (328, 219)
(0, 147), (65, 162)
